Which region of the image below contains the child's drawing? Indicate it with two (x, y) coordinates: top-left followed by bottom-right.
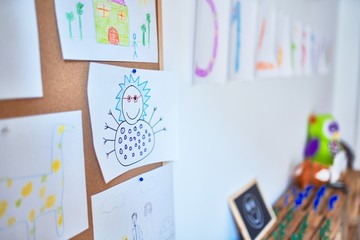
(159, 216), (175, 240)
(139, 0), (147, 6)
(55, 0), (159, 62)
(93, 0), (129, 46)
(0, 125), (71, 239)
(144, 202), (154, 240)
(88, 63), (178, 182)
(132, 33), (138, 59)
(103, 74), (165, 166)
(131, 212), (143, 240)
(65, 2), (84, 40)
(0, 111), (88, 240)
(141, 24), (147, 46)
(65, 12), (75, 39)
(91, 164), (175, 240)
(146, 13), (151, 48)
(76, 2), (84, 40)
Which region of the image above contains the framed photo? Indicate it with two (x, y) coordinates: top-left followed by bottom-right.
(228, 179), (276, 240)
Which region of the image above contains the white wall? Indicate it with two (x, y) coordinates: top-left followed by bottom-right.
(162, 0), (338, 239)
(333, 0), (360, 170)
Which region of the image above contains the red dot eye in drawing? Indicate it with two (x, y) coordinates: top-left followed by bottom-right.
(123, 95), (141, 103)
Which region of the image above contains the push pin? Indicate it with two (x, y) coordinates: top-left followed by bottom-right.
(139, 177), (143, 182)
(132, 69), (137, 74)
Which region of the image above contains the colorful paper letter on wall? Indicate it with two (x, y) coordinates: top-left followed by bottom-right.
(255, 5), (278, 78)
(291, 22), (303, 76)
(87, 63), (179, 183)
(193, 0), (231, 84)
(228, 0), (258, 80)
(276, 14), (292, 77)
(0, 111), (88, 240)
(92, 163), (175, 240)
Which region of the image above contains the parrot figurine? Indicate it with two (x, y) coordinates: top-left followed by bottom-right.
(294, 114), (351, 189)
(304, 114), (341, 166)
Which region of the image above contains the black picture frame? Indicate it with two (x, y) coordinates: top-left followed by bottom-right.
(228, 179), (276, 240)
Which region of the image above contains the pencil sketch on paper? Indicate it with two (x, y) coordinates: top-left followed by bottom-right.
(0, 125), (75, 240)
(103, 74), (166, 166)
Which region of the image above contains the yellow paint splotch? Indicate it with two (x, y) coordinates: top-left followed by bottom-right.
(45, 195), (56, 209)
(122, 235), (128, 240)
(0, 201), (8, 218)
(29, 209), (35, 222)
(58, 125), (65, 135)
(21, 181), (33, 198)
(58, 214), (63, 226)
(52, 159), (61, 173)
(7, 179), (12, 188)
(39, 186), (46, 198)
(7, 217), (16, 226)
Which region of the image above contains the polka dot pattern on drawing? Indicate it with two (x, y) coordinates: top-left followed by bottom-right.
(114, 120), (155, 165)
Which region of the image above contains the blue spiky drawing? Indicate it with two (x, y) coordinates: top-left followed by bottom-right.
(103, 74), (166, 166)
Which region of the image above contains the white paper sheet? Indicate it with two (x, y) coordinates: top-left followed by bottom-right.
(54, 0), (158, 62)
(88, 63), (179, 183)
(92, 163), (175, 240)
(228, 0), (258, 80)
(255, 5), (278, 78)
(302, 26), (312, 76)
(291, 22), (303, 76)
(276, 14), (292, 77)
(318, 35), (331, 75)
(0, 0), (43, 100)
(0, 111), (88, 240)
(193, 0), (231, 84)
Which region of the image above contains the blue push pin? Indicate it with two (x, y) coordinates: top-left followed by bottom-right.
(139, 177), (144, 182)
(132, 69), (137, 74)
(329, 195), (339, 211)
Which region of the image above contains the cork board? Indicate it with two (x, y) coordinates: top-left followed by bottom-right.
(0, 0), (163, 239)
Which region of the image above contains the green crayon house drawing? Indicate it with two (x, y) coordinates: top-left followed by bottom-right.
(93, 0), (129, 46)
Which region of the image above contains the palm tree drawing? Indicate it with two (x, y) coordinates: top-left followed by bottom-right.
(76, 2), (84, 40)
(146, 13), (151, 48)
(65, 12), (75, 39)
(141, 24), (146, 46)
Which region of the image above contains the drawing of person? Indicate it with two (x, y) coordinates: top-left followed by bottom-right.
(132, 33), (138, 59)
(144, 202), (155, 240)
(132, 212), (143, 240)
